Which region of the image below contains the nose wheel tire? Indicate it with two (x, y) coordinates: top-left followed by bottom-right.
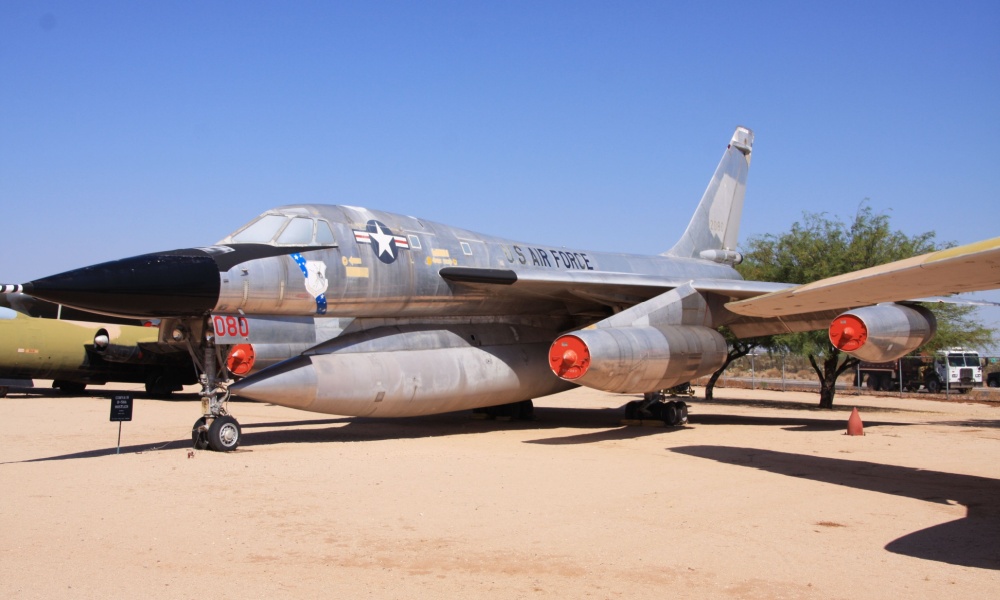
(192, 415), (241, 451)
(207, 415), (242, 452)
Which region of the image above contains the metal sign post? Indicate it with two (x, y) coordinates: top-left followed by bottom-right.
(110, 394), (134, 454)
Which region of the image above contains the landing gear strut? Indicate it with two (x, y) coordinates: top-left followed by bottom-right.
(192, 385), (242, 452)
(625, 392), (689, 426)
(176, 316), (241, 452)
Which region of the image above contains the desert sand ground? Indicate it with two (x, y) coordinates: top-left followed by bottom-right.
(1, 382), (998, 599)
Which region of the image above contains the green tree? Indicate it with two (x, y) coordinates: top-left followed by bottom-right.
(705, 329), (767, 401)
(917, 303), (996, 353)
(737, 204), (993, 408)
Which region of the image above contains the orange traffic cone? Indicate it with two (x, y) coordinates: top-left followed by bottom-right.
(846, 407), (865, 436)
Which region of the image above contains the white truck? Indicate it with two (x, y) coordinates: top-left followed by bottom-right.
(859, 347), (982, 393)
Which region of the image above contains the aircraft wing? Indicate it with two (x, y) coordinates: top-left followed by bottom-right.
(726, 236), (1000, 318)
(439, 267), (791, 312)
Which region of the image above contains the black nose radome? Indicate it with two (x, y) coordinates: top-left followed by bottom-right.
(23, 249), (221, 318)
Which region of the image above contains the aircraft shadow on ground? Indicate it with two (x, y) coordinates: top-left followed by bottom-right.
(2, 439), (191, 463)
(1, 406), (637, 464)
(688, 413), (911, 432)
(243, 405), (670, 447)
(926, 419), (1000, 429)
(4, 388), (203, 401)
(695, 396), (918, 415)
(670, 445), (1000, 570)
(5, 404), (910, 463)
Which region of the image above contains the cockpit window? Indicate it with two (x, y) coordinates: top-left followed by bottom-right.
(316, 221), (336, 245)
(276, 217), (315, 245)
(231, 215), (288, 243)
(223, 213), (339, 247)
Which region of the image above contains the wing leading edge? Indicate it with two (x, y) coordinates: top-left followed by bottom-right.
(726, 236), (1000, 318)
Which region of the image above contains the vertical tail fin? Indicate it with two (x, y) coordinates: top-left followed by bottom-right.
(665, 126), (753, 264)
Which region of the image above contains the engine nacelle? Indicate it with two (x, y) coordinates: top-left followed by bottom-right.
(548, 325), (728, 394)
(829, 304), (936, 362)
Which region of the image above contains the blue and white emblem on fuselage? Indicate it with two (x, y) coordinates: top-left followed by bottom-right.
(353, 220), (410, 264)
(290, 253), (328, 314)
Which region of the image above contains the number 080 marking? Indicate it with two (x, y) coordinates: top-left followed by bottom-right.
(212, 315), (250, 338)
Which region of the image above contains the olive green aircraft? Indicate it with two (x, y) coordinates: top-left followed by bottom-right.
(0, 302), (196, 397)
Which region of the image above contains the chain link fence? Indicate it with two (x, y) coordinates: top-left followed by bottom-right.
(708, 352), (1000, 394)
(708, 352), (856, 392)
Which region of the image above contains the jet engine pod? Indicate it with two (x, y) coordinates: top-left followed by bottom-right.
(829, 304), (936, 362)
(549, 325), (728, 394)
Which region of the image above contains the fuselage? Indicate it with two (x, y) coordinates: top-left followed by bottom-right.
(214, 204), (744, 319)
(19, 204), (744, 325)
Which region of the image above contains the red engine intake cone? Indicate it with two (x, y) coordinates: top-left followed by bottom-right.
(226, 344), (256, 377)
(549, 335), (590, 379)
(829, 314), (868, 352)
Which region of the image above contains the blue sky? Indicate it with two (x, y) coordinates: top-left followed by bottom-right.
(2, 2), (999, 343)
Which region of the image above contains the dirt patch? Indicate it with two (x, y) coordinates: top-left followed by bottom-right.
(2, 382), (998, 598)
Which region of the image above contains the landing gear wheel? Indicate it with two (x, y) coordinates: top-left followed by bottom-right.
(625, 400), (641, 420)
(661, 402), (680, 426)
(191, 417), (210, 450)
(515, 399), (534, 420)
(662, 400), (688, 426)
(207, 415), (241, 452)
(675, 401), (689, 425)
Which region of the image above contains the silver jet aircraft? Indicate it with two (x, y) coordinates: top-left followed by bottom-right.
(5, 126), (1000, 451)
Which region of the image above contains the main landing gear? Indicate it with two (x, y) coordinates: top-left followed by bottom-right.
(624, 391), (689, 427)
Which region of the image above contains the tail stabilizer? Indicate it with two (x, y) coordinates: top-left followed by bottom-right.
(665, 126), (753, 264)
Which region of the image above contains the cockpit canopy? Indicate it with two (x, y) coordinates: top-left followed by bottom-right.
(219, 212), (337, 247)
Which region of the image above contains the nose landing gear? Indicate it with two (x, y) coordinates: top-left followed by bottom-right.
(175, 316), (243, 452)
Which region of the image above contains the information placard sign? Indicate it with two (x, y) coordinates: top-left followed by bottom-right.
(110, 394), (134, 422)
